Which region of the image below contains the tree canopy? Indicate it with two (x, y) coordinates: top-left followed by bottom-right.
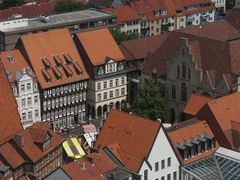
(0, 0), (24, 10)
(132, 79), (166, 121)
(55, 0), (85, 13)
(110, 28), (139, 44)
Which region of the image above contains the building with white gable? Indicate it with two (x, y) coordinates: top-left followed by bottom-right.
(1, 49), (41, 128)
(95, 110), (180, 180)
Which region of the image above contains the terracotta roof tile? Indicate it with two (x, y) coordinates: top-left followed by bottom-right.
(76, 28), (125, 66)
(183, 94), (212, 116)
(19, 28), (89, 89)
(95, 110), (160, 172)
(1, 49), (36, 86)
(167, 119), (219, 165)
(120, 33), (169, 61)
(0, 64), (22, 144)
(0, 142), (25, 168)
(103, 6), (140, 24)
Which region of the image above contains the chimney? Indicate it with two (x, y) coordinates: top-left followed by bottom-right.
(237, 72), (240, 92)
(81, 162), (86, 171)
(14, 133), (24, 147)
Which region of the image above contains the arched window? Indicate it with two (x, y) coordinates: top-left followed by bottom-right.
(172, 85), (176, 99)
(177, 65), (180, 77)
(188, 68), (191, 80)
(182, 63), (186, 78)
(181, 83), (187, 102)
(182, 48), (185, 57)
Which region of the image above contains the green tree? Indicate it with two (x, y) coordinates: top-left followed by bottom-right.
(132, 79), (166, 121)
(55, 0), (84, 13)
(110, 28), (139, 44)
(0, 0), (24, 9)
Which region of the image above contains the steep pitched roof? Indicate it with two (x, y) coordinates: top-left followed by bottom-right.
(63, 150), (116, 180)
(0, 64), (22, 144)
(183, 94), (212, 116)
(18, 28), (89, 89)
(103, 6), (140, 24)
(225, 8), (240, 32)
(119, 33), (169, 61)
(95, 110), (161, 172)
(0, 49), (36, 86)
(167, 119), (219, 165)
(76, 28), (125, 66)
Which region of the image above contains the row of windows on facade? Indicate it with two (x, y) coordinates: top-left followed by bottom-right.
(20, 95), (39, 107)
(49, 113), (85, 128)
(97, 88), (126, 101)
(98, 63), (124, 76)
(144, 170), (177, 180)
(171, 83), (187, 102)
(42, 104), (85, 120)
(155, 157), (172, 172)
(97, 77), (125, 90)
(126, 21), (139, 26)
(79, 18), (115, 29)
(43, 81), (87, 98)
(177, 137), (215, 160)
(19, 82), (38, 93)
(177, 63), (191, 80)
(21, 109), (39, 121)
(126, 29), (139, 34)
(43, 92), (86, 111)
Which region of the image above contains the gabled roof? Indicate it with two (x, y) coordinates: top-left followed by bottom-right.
(63, 150), (116, 180)
(225, 8), (240, 32)
(95, 110), (161, 172)
(167, 119), (219, 165)
(119, 33), (169, 61)
(0, 64), (22, 145)
(179, 20), (240, 42)
(103, 6), (140, 24)
(0, 49), (36, 86)
(76, 28), (125, 66)
(18, 28), (89, 89)
(183, 94), (212, 116)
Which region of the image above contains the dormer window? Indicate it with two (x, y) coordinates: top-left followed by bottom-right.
(6, 71), (12, 78)
(118, 63), (124, 71)
(98, 67), (104, 75)
(161, 9), (167, 15)
(7, 56), (14, 63)
(42, 133), (51, 151)
(139, 12), (146, 18)
(176, 9), (183, 14)
(105, 62), (117, 74)
(153, 10), (159, 16)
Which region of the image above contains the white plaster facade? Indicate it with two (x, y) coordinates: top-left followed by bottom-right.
(138, 127), (180, 180)
(0, 16), (28, 30)
(14, 71), (41, 129)
(120, 20), (141, 35)
(87, 63), (128, 119)
(212, 0), (226, 13)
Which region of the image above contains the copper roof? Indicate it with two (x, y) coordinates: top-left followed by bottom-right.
(95, 110), (161, 172)
(19, 28), (89, 89)
(76, 28), (125, 66)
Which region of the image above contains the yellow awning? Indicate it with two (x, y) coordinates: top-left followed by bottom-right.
(63, 137), (86, 159)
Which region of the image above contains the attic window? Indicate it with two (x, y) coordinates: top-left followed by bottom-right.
(118, 63), (124, 71)
(26, 67), (32, 74)
(6, 71), (12, 78)
(161, 9), (167, 15)
(153, 10), (159, 16)
(139, 12), (146, 18)
(98, 67), (104, 75)
(63, 53), (73, 65)
(7, 56), (15, 63)
(176, 9), (183, 14)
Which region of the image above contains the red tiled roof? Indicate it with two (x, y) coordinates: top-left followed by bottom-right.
(119, 33), (169, 61)
(0, 64), (22, 145)
(18, 28), (89, 89)
(183, 94), (212, 116)
(179, 20), (240, 42)
(0, 0), (55, 20)
(225, 8), (240, 32)
(95, 110), (161, 172)
(63, 150), (116, 180)
(167, 119), (219, 165)
(0, 142), (25, 168)
(0, 49), (37, 86)
(16, 122), (63, 163)
(103, 6), (140, 24)
(76, 28), (125, 66)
